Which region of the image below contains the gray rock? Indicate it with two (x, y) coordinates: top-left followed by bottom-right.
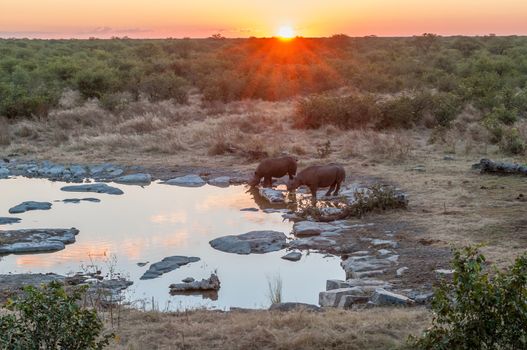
(326, 278), (392, 291)
(435, 269), (455, 276)
(341, 256), (395, 279)
(182, 277), (195, 283)
(377, 249), (392, 255)
(164, 175), (206, 187)
(370, 288), (414, 306)
(0, 217), (21, 225)
(292, 221), (336, 237)
(136, 261), (149, 267)
(114, 173), (152, 185)
(396, 267), (409, 276)
(443, 155), (455, 161)
(269, 302), (321, 312)
(289, 236), (337, 251)
(281, 251), (302, 262)
(0, 273), (65, 291)
(61, 183), (124, 195)
(69, 165), (87, 178)
(140, 256), (200, 280)
(240, 207), (259, 212)
(352, 270), (387, 279)
(41, 165), (65, 177)
(208, 176), (231, 187)
(411, 165), (426, 172)
(0, 228), (79, 254)
(62, 198), (101, 204)
(9, 201), (52, 214)
(370, 239), (398, 249)
(170, 273), (220, 292)
(319, 287), (369, 308)
(262, 208), (289, 214)
(259, 188), (285, 203)
(209, 230), (287, 255)
(0, 167), (9, 178)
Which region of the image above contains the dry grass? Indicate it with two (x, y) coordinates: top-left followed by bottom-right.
(109, 307), (430, 350)
(0, 117), (11, 145)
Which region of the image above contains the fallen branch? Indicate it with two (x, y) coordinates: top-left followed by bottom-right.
(476, 158), (527, 176)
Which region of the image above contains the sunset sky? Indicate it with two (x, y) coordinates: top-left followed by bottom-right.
(1, 0), (527, 39)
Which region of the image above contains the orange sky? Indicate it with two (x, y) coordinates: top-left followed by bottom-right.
(1, 0), (527, 38)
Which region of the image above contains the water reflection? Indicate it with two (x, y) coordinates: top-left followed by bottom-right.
(0, 177), (343, 310)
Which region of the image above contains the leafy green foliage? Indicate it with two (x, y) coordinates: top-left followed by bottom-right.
(411, 246), (527, 349)
(0, 281), (113, 349)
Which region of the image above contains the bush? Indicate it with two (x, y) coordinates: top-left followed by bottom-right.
(430, 92), (462, 127)
(75, 67), (119, 99)
(499, 128), (526, 155)
(294, 93), (380, 129)
(411, 246), (527, 349)
(0, 281), (113, 349)
(139, 72), (188, 103)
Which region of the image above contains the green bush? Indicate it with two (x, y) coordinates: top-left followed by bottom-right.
(0, 281), (113, 349)
(430, 92), (462, 127)
(75, 67), (119, 99)
(377, 94), (432, 129)
(294, 93), (380, 129)
(139, 72), (189, 103)
(411, 246), (527, 349)
(499, 128), (526, 155)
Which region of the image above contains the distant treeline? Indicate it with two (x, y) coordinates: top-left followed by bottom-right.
(1, 35), (526, 124)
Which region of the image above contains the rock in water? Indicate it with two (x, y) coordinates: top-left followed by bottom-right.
(9, 201), (52, 214)
(208, 176), (231, 187)
(163, 175), (206, 187)
(0, 167), (9, 178)
(209, 230), (288, 255)
(0, 228), (79, 254)
(114, 173), (152, 185)
(0, 217), (21, 225)
(259, 188), (285, 203)
(61, 183), (124, 195)
(292, 221), (337, 236)
(281, 251), (302, 261)
(169, 273), (220, 293)
(140, 256), (200, 280)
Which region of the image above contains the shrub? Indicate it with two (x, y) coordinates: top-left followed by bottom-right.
(486, 105), (518, 125)
(294, 93), (380, 129)
(0, 281), (113, 349)
(499, 128), (526, 155)
(430, 92), (462, 127)
(139, 72), (188, 103)
(75, 67), (119, 99)
(410, 246), (527, 349)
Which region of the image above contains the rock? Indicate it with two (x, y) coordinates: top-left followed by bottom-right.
(435, 269), (455, 276)
(69, 165), (87, 178)
(262, 208), (290, 214)
(396, 267), (409, 276)
(319, 287), (370, 308)
(115, 173), (152, 185)
(136, 261), (149, 267)
(208, 176), (231, 187)
(259, 188), (285, 203)
(140, 256), (200, 280)
(370, 288), (414, 306)
(411, 165), (426, 172)
(0, 228), (79, 254)
(41, 164), (65, 177)
(62, 198), (101, 204)
(9, 201), (52, 214)
(289, 236), (337, 251)
(61, 183), (124, 195)
(240, 207), (259, 212)
(443, 155), (455, 161)
(377, 249), (392, 256)
(0, 273), (65, 298)
(292, 221), (336, 237)
(269, 302), (321, 312)
(326, 278), (392, 291)
(0, 217), (21, 225)
(352, 270), (387, 279)
(0, 167), (9, 178)
(209, 230), (287, 255)
(164, 175), (206, 187)
(370, 239), (398, 249)
(341, 256), (395, 279)
(182, 277), (195, 283)
(478, 158), (527, 176)
(408, 291), (435, 304)
(281, 251), (302, 261)
(89, 163), (123, 178)
(169, 273), (220, 293)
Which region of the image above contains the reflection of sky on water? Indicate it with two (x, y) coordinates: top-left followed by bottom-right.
(0, 178), (343, 310)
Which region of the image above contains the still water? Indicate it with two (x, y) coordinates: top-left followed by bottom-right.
(0, 177), (343, 310)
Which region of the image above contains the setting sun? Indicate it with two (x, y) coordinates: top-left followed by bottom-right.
(277, 26), (295, 39)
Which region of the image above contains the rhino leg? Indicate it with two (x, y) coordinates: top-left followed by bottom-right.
(263, 176), (273, 188)
(333, 181), (342, 195)
(325, 183), (336, 197)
